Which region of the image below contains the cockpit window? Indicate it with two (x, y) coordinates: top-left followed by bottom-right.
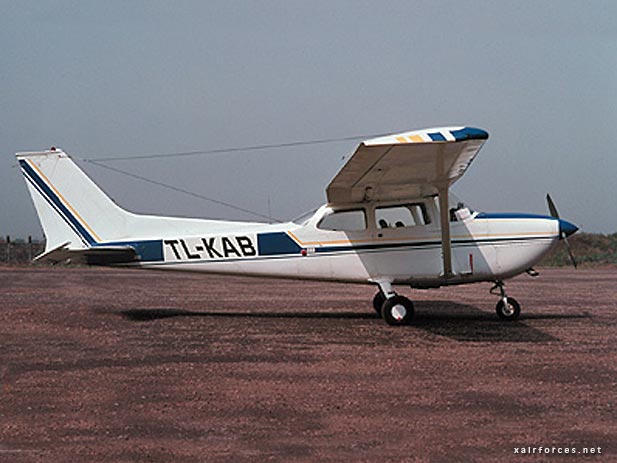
(375, 203), (431, 229)
(318, 209), (366, 231)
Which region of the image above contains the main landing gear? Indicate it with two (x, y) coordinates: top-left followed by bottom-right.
(490, 281), (521, 321)
(373, 283), (415, 326)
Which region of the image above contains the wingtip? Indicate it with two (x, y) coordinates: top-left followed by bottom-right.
(16, 148), (66, 159)
(450, 127), (489, 141)
(364, 126), (489, 146)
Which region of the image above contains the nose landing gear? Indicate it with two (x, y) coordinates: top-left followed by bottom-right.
(490, 281), (521, 321)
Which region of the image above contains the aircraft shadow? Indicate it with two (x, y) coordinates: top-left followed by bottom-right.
(118, 308), (378, 321)
(116, 301), (587, 343)
(410, 301), (587, 342)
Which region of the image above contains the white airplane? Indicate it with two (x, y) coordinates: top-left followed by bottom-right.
(17, 126), (578, 325)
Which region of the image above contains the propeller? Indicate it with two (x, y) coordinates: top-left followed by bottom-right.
(546, 194), (578, 268)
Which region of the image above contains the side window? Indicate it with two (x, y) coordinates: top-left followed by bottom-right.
(376, 206), (415, 228)
(318, 209), (366, 231)
(376, 203), (431, 229)
(410, 203), (431, 225)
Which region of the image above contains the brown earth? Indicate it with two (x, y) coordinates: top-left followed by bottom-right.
(0, 267), (615, 462)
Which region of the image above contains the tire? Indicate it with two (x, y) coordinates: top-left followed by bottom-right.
(381, 295), (414, 326)
(496, 297), (521, 321)
(372, 291), (386, 313)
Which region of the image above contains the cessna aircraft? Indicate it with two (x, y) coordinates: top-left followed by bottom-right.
(17, 126), (578, 325)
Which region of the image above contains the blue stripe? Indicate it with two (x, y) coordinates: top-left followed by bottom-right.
(257, 232), (302, 256)
(254, 226), (556, 258)
(22, 169), (89, 246)
(19, 160), (97, 245)
(475, 212), (556, 220)
(428, 132), (447, 141)
(94, 240), (163, 262)
(450, 127), (489, 141)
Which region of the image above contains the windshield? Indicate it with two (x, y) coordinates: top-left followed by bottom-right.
(292, 206), (321, 225)
(448, 192), (475, 213)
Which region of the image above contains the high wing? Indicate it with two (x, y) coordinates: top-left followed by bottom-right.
(326, 126), (488, 205)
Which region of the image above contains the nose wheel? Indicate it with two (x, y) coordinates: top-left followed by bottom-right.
(491, 281), (521, 321)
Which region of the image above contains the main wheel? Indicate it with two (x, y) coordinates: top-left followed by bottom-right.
(372, 291), (386, 313)
(381, 295), (414, 326)
(496, 297), (521, 321)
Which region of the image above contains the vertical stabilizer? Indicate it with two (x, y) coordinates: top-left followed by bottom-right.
(17, 149), (129, 252)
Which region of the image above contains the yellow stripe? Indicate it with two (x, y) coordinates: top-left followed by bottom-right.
(395, 136), (407, 143)
(28, 160), (102, 242)
(287, 230), (556, 247)
(408, 134), (424, 142)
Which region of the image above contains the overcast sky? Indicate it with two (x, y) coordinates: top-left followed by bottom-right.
(2, 0), (616, 238)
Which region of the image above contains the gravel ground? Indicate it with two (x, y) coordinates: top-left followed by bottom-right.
(0, 266), (615, 462)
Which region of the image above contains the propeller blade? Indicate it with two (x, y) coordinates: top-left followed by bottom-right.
(547, 194), (578, 269)
(562, 235), (578, 269)
(546, 193), (559, 219)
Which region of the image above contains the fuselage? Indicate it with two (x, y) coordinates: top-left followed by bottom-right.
(102, 198), (570, 288)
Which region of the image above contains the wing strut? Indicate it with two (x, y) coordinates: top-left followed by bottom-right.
(435, 147), (453, 278)
(437, 185), (453, 277)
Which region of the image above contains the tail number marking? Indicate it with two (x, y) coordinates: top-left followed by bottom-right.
(163, 236), (256, 261)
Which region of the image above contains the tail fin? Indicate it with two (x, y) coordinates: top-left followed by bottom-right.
(17, 149), (130, 252)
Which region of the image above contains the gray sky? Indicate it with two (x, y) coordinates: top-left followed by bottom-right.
(2, 0), (616, 238)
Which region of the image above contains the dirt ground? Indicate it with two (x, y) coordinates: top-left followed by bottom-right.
(0, 266), (615, 462)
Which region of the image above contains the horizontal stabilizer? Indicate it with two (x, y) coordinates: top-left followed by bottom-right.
(35, 243), (137, 266)
(33, 241), (72, 264)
